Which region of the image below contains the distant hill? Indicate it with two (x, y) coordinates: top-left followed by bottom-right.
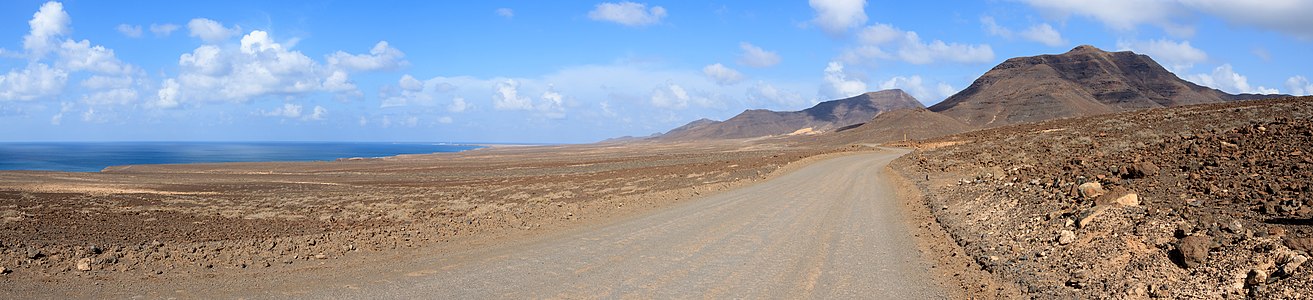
(825, 107), (972, 144)
(928, 45), (1288, 128)
(658, 89), (923, 140)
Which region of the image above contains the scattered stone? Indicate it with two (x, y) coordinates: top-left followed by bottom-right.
(1095, 187), (1139, 206)
(0, 267), (8, 275)
(1246, 268), (1268, 286)
(1078, 182), (1105, 199)
(76, 258), (93, 271)
(1224, 220), (1243, 234)
(1057, 230), (1077, 245)
(26, 247), (42, 259)
(1077, 206), (1109, 229)
(1175, 235), (1212, 269)
(1284, 237), (1313, 253)
(1281, 254), (1308, 275)
(314, 253), (327, 259)
(1126, 161), (1159, 178)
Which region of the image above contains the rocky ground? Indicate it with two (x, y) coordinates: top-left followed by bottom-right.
(0, 138), (849, 287)
(892, 96), (1313, 298)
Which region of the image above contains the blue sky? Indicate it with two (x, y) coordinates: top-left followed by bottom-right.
(0, 1), (1310, 143)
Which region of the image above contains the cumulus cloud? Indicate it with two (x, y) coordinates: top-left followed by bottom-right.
(650, 83), (690, 109)
(496, 8), (514, 19)
(308, 105), (327, 120)
(157, 30), (395, 107)
(981, 17), (1066, 47)
(116, 24), (142, 38)
(447, 97), (469, 112)
(809, 0), (867, 36)
(1115, 39), (1207, 73)
(821, 61), (867, 99)
(702, 63), (743, 86)
(1186, 64), (1279, 94)
(492, 79), (533, 110)
(23, 1), (71, 58)
(149, 23), (179, 37)
(326, 41), (409, 72)
(0, 63), (68, 101)
(588, 2), (667, 27)
(1286, 76), (1312, 96)
(1, 1), (138, 104)
(738, 42), (781, 68)
(877, 75), (957, 103)
(187, 18), (240, 43)
(842, 23), (994, 65)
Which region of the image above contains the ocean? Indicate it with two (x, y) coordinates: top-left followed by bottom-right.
(0, 142), (483, 172)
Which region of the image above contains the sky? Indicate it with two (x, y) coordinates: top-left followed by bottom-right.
(0, 1), (1310, 143)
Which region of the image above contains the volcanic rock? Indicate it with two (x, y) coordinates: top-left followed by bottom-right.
(928, 45), (1287, 128)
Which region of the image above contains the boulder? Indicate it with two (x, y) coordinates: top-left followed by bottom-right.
(1175, 235), (1212, 269)
(76, 258), (93, 271)
(1058, 230), (1077, 245)
(1079, 182), (1106, 199)
(1095, 187), (1140, 206)
(1126, 161), (1160, 178)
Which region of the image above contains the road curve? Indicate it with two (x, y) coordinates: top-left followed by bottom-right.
(311, 148), (940, 298)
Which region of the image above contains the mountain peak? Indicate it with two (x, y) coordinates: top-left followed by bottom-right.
(929, 47), (1284, 128)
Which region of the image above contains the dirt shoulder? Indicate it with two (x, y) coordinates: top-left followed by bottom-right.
(889, 96), (1313, 298)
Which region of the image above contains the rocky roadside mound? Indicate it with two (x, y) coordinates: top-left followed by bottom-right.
(892, 96), (1313, 298)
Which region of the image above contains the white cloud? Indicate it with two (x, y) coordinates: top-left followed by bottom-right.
(1116, 39), (1208, 73)
(23, 1), (71, 58)
(307, 105), (327, 120)
(984, 16), (1067, 46)
(877, 75), (956, 103)
(447, 97), (469, 112)
(81, 88), (138, 105)
(587, 2), (667, 27)
(844, 23), (994, 65)
(0, 63), (68, 101)
(738, 42), (781, 68)
(326, 41), (408, 72)
(438, 116), (453, 124)
(650, 83), (690, 109)
(50, 102), (72, 125)
(749, 82), (807, 107)
(896, 32), (994, 65)
(160, 30), (379, 106)
(187, 18), (240, 43)
(58, 39), (133, 74)
(1180, 0), (1313, 39)
(1286, 76), (1311, 96)
(493, 79), (533, 110)
(1186, 64), (1279, 94)
(821, 61), (867, 99)
(1021, 0), (1192, 36)
(496, 8), (514, 19)
(116, 24), (142, 38)
(263, 103), (303, 118)
(149, 23), (179, 37)
(702, 63), (744, 85)
(809, 0), (867, 36)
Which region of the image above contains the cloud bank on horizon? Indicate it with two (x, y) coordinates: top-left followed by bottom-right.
(0, 0), (1309, 143)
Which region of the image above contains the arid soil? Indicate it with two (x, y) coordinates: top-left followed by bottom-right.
(0, 139), (848, 289)
(893, 96), (1313, 298)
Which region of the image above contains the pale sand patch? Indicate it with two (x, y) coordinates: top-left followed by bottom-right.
(13, 184), (219, 196)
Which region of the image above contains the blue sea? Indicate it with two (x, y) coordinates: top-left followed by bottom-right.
(0, 142), (483, 172)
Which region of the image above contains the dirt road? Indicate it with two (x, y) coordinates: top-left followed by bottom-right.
(277, 148), (940, 298)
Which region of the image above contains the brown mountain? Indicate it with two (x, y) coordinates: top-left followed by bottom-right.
(825, 107), (971, 144)
(657, 89), (923, 140)
(928, 45), (1286, 128)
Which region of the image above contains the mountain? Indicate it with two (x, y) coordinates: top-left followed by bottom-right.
(825, 107), (972, 144)
(928, 45), (1287, 128)
(658, 89), (923, 140)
